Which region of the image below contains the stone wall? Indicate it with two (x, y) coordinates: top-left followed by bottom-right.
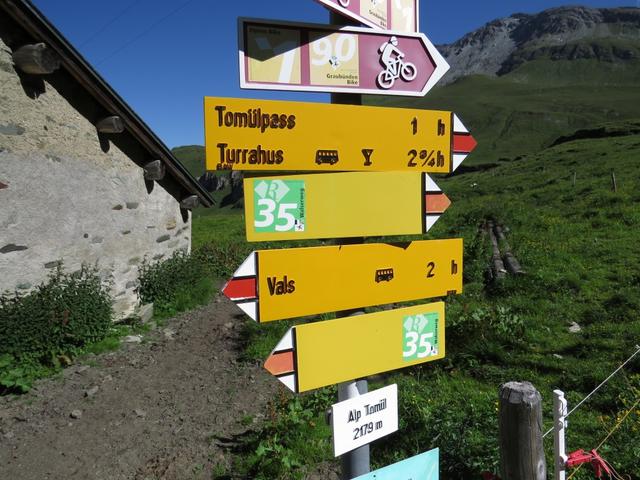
(0, 35), (190, 319)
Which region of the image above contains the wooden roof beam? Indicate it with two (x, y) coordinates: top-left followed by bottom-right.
(12, 42), (60, 74)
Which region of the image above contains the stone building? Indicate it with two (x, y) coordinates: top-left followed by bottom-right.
(0, 0), (214, 318)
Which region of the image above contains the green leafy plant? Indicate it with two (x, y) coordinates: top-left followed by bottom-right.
(232, 390), (333, 479)
(0, 265), (112, 360)
(137, 249), (216, 318)
(0, 265), (112, 394)
(0, 354), (33, 393)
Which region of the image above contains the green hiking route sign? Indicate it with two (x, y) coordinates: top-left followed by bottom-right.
(402, 312), (439, 362)
(252, 179), (306, 233)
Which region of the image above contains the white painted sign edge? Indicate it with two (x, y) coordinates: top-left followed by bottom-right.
(331, 384), (399, 457)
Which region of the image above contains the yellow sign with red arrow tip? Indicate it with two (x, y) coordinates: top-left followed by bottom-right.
(204, 97), (476, 174)
(264, 302), (445, 393)
(244, 172), (450, 241)
(222, 240), (462, 323)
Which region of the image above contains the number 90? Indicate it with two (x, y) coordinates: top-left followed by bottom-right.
(311, 34), (356, 66)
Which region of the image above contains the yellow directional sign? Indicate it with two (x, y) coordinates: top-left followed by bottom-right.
(244, 172), (451, 241)
(222, 240), (462, 323)
(264, 302), (445, 393)
(204, 97), (476, 174)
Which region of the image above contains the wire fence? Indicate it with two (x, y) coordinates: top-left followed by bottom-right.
(543, 345), (640, 480)
(566, 394), (640, 480)
(543, 344), (640, 439)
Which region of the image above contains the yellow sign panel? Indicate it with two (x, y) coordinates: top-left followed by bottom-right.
(264, 302), (445, 393)
(204, 97), (476, 174)
(222, 240), (462, 323)
(244, 172), (451, 241)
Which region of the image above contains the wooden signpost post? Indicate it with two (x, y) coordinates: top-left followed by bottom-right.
(204, 97), (476, 174)
(221, 239), (462, 323)
(243, 172), (450, 241)
(238, 18), (448, 96)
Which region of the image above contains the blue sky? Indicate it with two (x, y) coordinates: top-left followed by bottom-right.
(31, 0), (638, 148)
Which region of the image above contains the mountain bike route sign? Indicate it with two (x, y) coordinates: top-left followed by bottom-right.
(314, 0), (420, 33)
(204, 97), (476, 174)
(238, 17), (448, 96)
(221, 239), (462, 323)
(264, 302), (445, 392)
(243, 172), (450, 241)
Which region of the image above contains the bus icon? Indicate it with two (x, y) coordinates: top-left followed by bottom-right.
(375, 268), (394, 283)
(315, 150), (339, 165)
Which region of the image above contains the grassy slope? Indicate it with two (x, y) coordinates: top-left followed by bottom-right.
(172, 145), (205, 178)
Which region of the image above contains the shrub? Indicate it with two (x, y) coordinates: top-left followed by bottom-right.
(0, 265), (112, 393)
(137, 249), (216, 318)
(0, 265), (112, 361)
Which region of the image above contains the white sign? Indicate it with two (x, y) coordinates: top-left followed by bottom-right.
(331, 384), (398, 457)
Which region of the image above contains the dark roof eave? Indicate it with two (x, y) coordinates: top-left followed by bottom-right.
(0, 0), (214, 208)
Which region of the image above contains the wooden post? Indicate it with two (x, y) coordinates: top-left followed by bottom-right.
(611, 171), (617, 192)
(499, 381), (547, 480)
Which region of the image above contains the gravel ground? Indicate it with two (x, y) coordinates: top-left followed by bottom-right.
(0, 293), (283, 480)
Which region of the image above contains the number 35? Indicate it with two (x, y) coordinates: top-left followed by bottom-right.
(403, 332), (434, 358)
(255, 198), (297, 231)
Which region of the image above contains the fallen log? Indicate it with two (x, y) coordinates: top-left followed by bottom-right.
(493, 224), (525, 275)
(487, 221), (507, 280)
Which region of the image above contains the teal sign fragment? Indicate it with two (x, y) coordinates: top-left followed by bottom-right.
(353, 448), (439, 480)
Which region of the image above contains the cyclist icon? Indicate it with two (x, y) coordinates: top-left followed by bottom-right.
(377, 36), (417, 89)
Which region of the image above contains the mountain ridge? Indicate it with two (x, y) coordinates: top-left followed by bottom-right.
(438, 6), (640, 84)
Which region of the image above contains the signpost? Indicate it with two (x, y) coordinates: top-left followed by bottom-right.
(215, 1), (474, 477)
(331, 384), (399, 457)
(264, 302), (445, 392)
(222, 239), (462, 323)
(243, 172), (450, 241)
(353, 448), (439, 480)
(238, 18), (448, 96)
(314, 0), (419, 33)
(204, 97), (476, 173)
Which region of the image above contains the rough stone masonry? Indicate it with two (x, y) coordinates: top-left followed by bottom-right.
(0, 34), (190, 319)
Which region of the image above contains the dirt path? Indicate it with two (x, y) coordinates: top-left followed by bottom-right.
(0, 293), (280, 479)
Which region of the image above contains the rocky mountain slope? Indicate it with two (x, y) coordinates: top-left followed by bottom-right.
(439, 6), (640, 84)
